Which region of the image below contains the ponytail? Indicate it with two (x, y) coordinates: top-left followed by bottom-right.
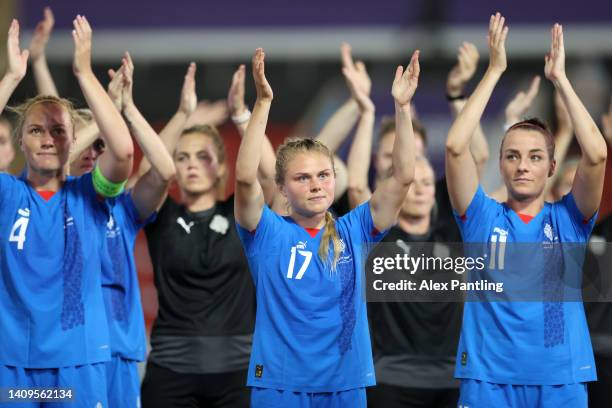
(319, 211), (343, 271)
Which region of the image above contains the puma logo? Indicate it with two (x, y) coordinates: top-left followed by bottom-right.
(177, 217), (195, 234)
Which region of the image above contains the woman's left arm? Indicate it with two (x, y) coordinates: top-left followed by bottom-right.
(369, 51), (419, 231)
(547, 24), (607, 218)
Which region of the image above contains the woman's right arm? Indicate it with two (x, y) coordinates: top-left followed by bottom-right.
(234, 49), (273, 230)
(344, 58), (376, 209)
(228, 64), (277, 204)
(446, 13), (508, 215)
(29, 7), (58, 97)
(131, 63), (197, 183)
(72, 16), (133, 185)
(119, 53), (176, 219)
(447, 41), (490, 177)
(0, 20), (28, 113)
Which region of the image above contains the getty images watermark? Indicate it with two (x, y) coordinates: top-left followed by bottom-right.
(370, 252), (502, 293)
(363, 241), (612, 302)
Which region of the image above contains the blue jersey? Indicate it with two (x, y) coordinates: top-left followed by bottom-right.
(454, 186), (596, 385)
(0, 173), (110, 368)
(101, 192), (154, 361)
(236, 202), (386, 392)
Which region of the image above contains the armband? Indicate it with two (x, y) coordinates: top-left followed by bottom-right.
(92, 165), (126, 197)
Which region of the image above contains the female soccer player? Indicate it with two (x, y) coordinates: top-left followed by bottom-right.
(234, 47), (418, 407)
(365, 156), (463, 408)
(446, 13), (606, 407)
(344, 51), (462, 407)
(490, 79), (575, 202)
(28, 6), (58, 97)
(95, 53), (176, 408)
(27, 6), (105, 179)
(140, 62), (275, 408)
(0, 16), (133, 406)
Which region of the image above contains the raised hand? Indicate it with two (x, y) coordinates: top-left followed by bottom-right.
(392, 50), (420, 107)
(6, 19), (29, 81)
(342, 64), (374, 113)
(341, 42), (372, 96)
(544, 24), (566, 83)
(29, 7), (54, 61)
(602, 97), (612, 145)
(487, 12), (508, 74)
(505, 75), (541, 125)
(72, 15), (93, 76)
(252, 48), (273, 101)
(228, 64), (247, 116)
(447, 42), (479, 97)
(179, 62), (197, 116)
(120, 52), (135, 109)
(107, 65), (124, 111)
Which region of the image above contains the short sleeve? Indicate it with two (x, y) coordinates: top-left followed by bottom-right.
(144, 196), (179, 250)
(452, 185), (499, 242)
(235, 204), (284, 257)
(0, 173), (17, 208)
(75, 172), (100, 202)
(339, 200), (388, 244)
(555, 192), (597, 241)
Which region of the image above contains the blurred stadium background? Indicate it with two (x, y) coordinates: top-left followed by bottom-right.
(2, 0), (612, 332)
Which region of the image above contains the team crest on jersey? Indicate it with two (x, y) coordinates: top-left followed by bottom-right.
(209, 214), (229, 235)
(544, 223), (555, 242)
(337, 238), (353, 265)
(544, 223), (553, 241)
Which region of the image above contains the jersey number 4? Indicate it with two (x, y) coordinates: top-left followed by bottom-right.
(9, 208), (31, 250)
(286, 246), (312, 280)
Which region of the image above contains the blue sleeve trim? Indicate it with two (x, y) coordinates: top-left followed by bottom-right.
(560, 192), (597, 239)
(235, 204), (277, 256)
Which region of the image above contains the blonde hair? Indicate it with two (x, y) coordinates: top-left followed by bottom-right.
(9, 95), (78, 144)
(275, 138), (342, 270)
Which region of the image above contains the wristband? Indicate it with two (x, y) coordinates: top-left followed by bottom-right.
(446, 94), (466, 101)
(92, 165), (127, 197)
(231, 109), (251, 125)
